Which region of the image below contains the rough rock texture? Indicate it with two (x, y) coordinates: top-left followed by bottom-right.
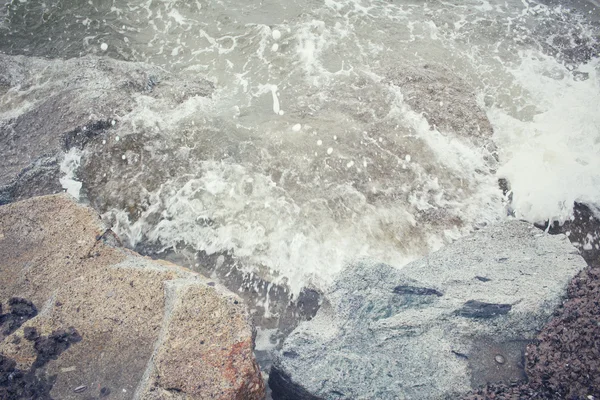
(386, 63), (494, 141)
(0, 54), (213, 205)
(0, 194), (264, 400)
(270, 220), (587, 400)
(465, 203), (600, 400)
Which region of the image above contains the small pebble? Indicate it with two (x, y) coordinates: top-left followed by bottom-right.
(100, 43), (108, 51)
(495, 354), (505, 364)
(74, 385), (87, 393)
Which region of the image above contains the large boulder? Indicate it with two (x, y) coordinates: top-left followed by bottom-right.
(270, 220), (587, 399)
(0, 194), (264, 400)
(0, 54), (213, 205)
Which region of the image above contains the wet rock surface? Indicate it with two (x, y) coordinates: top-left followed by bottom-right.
(465, 203), (600, 399)
(270, 220), (587, 400)
(386, 63), (494, 142)
(0, 54), (213, 205)
(0, 194), (264, 400)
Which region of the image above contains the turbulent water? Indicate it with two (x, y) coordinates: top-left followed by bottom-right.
(1, 0), (600, 353)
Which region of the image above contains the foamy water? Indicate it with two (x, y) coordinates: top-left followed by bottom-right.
(2, 0), (599, 297)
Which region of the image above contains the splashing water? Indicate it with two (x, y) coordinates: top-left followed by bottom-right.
(1, 0), (599, 297)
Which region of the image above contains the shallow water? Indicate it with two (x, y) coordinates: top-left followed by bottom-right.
(1, 0), (599, 363)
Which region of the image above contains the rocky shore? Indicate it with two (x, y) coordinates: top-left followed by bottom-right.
(2, 195), (597, 400)
(1, 51), (599, 399)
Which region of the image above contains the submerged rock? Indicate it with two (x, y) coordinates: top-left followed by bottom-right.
(270, 220), (587, 399)
(0, 54), (213, 205)
(0, 194), (264, 400)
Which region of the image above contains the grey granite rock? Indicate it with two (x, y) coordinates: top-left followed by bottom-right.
(271, 220), (587, 400)
(0, 54), (213, 205)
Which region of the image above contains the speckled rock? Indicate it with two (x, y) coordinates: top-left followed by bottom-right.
(0, 194), (264, 400)
(270, 220), (587, 400)
(0, 54), (213, 205)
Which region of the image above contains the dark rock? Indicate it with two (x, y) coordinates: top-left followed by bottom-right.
(0, 297), (38, 337)
(23, 326), (39, 341)
(0, 157), (62, 206)
(393, 285), (443, 297)
(269, 368), (324, 400)
(8, 298), (37, 317)
(296, 289), (322, 320)
(63, 120), (113, 150)
(456, 300), (512, 319)
(0, 327), (82, 400)
(32, 327), (82, 369)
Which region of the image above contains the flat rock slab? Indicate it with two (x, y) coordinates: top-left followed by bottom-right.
(0, 194), (264, 400)
(270, 220), (587, 400)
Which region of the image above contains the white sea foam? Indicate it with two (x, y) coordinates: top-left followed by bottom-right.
(59, 148), (83, 200)
(9, 0), (594, 296)
(489, 54), (600, 224)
